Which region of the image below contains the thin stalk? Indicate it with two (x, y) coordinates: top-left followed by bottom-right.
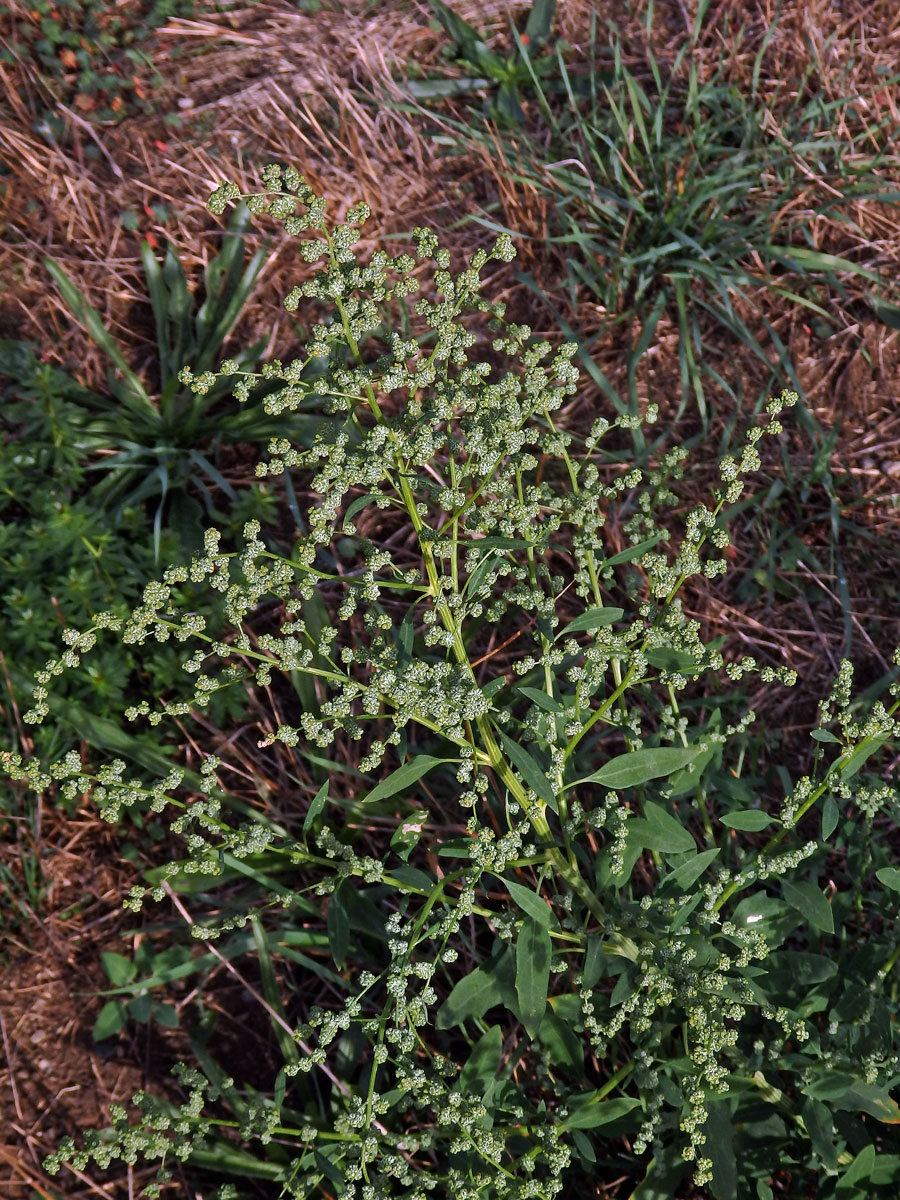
(714, 694), (900, 912)
(328, 257), (636, 956)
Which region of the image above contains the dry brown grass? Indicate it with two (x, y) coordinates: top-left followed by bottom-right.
(3, 0), (900, 1195)
(0, 798), (181, 1199)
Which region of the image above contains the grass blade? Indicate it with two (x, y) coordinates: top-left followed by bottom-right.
(44, 258), (155, 414)
(140, 240), (171, 388)
(251, 918), (300, 1066)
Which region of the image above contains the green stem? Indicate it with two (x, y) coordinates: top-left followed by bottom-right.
(328, 279), (638, 956)
(563, 492), (728, 765)
(714, 695), (900, 913)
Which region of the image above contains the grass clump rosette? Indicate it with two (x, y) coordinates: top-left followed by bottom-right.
(5, 165), (900, 1199)
(401, 2), (900, 438)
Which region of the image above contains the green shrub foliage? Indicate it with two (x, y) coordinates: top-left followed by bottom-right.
(6, 167), (900, 1200)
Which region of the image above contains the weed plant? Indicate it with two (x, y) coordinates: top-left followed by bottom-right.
(0, 336), (273, 922)
(0, 340), (182, 755)
(401, 2), (900, 436)
(6, 169), (900, 1199)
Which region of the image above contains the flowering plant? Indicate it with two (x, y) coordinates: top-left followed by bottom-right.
(7, 166), (900, 1200)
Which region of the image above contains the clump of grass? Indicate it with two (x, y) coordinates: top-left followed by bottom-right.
(396, 0), (900, 437)
(6, 168), (900, 1200)
(40, 201), (336, 562)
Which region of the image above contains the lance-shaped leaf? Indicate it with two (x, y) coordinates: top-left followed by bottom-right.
(363, 755), (452, 805)
(554, 605), (624, 641)
(516, 915), (551, 1038)
(496, 728), (558, 812)
(568, 745), (703, 790)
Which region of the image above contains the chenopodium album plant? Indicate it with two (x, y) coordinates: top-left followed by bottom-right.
(7, 166), (900, 1199)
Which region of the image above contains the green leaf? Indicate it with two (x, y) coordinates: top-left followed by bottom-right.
(343, 491), (390, 528)
(363, 756), (451, 805)
(501, 877), (560, 930)
(140, 239), (172, 386)
(493, 942), (520, 1016)
(397, 606), (415, 672)
(186, 1145), (287, 1181)
(719, 809), (775, 832)
(572, 746), (702, 790)
(766, 951), (837, 986)
(101, 951), (137, 987)
(805, 1074), (900, 1122)
(731, 892), (790, 933)
(598, 533), (667, 569)
(537, 1008), (583, 1076)
(93, 1000), (127, 1042)
(662, 848), (720, 892)
(571, 1128), (595, 1164)
(127, 992), (152, 1023)
(426, 0), (488, 58)
(630, 1145), (690, 1197)
(562, 1094), (641, 1130)
(871, 1154), (900, 1185)
(705, 1101), (736, 1200)
(515, 915), (551, 1038)
(463, 546), (501, 602)
(666, 725), (721, 798)
(389, 864), (434, 891)
(496, 728), (558, 812)
(458, 535), (536, 550)
(518, 686), (562, 713)
(273, 1068), (286, 1117)
(494, 82), (526, 125)
(837, 1144), (876, 1193)
(327, 883), (350, 969)
(406, 76), (493, 100)
(457, 1025), (503, 1096)
(781, 879), (834, 934)
(877, 867), (900, 892)
(390, 810), (429, 862)
(631, 801), (695, 854)
(868, 294), (900, 331)
(44, 258), (154, 412)
(811, 728), (842, 744)
(582, 935), (606, 990)
(801, 1096), (838, 1170)
(523, 0), (556, 44)
(600, 834), (644, 889)
(644, 646), (702, 673)
(843, 1082), (900, 1122)
(436, 838), (473, 859)
(154, 1004), (179, 1029)
(554, 605), (624, 641)
(303, 781), (329, 838)
(829, 735), (889, 781)
(161, 241), (191, 376)
(251, 918), (299, 1067)
(764, 244), (885, 285)
(437, 962), (503, 1029)
(195, 204), (268, 370)
(669, 891), (704, 933)
(822, 794), (839, 841)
